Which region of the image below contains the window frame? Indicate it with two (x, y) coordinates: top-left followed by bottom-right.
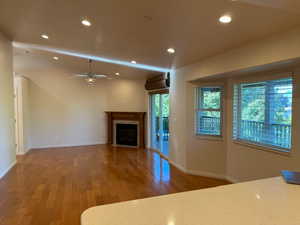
(232, 76), (294, 153)
(195, 86), (224, 137)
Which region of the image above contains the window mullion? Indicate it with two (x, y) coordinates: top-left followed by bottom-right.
(198, 108), (220, 112)
(264, 82), (272, 144)
(237, 85), (242, 139)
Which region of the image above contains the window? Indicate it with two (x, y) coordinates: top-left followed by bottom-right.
(196, 87), (222, 136)
(233, 77), (293, 151)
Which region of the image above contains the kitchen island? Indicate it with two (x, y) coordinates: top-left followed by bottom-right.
(82, 177), (300, 225)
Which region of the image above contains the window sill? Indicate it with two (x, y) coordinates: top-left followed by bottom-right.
(195, 134), (224, 142)
(232, 140), (291, 157)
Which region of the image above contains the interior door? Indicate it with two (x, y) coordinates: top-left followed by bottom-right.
(14, 85), (20, 154)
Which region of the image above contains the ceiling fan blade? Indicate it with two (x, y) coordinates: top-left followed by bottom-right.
(94, 74), (107, 78)
(74, 74), (88, 77)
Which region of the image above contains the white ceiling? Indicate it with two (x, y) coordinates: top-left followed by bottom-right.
(238, 0), (300, 13)
(0, 0), (299, 79)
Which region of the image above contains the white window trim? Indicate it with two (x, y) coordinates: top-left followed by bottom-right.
(195, 86), (224, 137)
(232, 76), (294, 153)
(233, 139), (291, 156)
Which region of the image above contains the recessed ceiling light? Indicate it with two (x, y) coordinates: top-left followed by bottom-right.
(82, 19), (91, 27)
(41, 34), (49, 39)
(219, 15), (232, 24)
(167, 48), (175, 54)
(53, 56), (59, 60)
(131, 60), (137, 64)
(115, 72), (120, 76)
(107, 77), (113, 80)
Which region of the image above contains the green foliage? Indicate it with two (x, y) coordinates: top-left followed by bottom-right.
(153, 94), (169, 117)
(161, 94), (169, 117)
(202, 90), (220, 109)
(241, 85), (265, 122)
(240, 83), (292, 124)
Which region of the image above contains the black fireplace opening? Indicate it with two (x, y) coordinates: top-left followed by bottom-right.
(116, 123), (138, 146)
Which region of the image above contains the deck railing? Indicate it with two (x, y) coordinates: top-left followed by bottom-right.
(198, 116), (291, 149)
(240, 120), (291, 149)
(198, 116), (221, 135)
(157, 116), (291, 149)
(155, 117), (169, 141)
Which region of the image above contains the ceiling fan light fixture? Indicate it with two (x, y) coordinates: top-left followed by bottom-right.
(75, 60), (106, 86)
(167, 48), (175, 54)
(86, 77), (96, 85)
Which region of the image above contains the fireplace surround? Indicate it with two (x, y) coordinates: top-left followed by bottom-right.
(105, 112), (146, 148)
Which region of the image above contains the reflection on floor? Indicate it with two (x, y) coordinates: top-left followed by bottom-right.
(0, 145), (230, 225)
(162, 140), (169, 156)
(153, 153), (170, 182)
(151, 140), (169, 157)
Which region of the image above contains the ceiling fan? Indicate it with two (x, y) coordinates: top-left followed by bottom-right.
(74, 59), (107, 85)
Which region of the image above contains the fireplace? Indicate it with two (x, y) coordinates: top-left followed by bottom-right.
(105, 112), (146, 148)
(114, 121), (139, 147)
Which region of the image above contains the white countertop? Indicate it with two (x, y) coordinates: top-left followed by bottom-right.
(81, 177), (300, 225)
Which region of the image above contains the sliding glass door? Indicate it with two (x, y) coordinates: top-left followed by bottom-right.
(150, 92), (169, 157)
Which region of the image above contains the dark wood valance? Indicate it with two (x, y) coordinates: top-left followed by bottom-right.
(145, 73), (170, 91)
(148, 89), (169, 95)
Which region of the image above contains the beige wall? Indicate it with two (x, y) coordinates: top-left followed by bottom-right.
(225, 72), (300, 182)
(185, 80), (227, 178)
(170, 69), (227, 178)
(170, 26), (300, 182)
(106, 79), (147, 112)
(25, 69), (146, 149)
(0, 33), (16, 178)
(169, 71), (187, 168)
(183, 27), (300, 82)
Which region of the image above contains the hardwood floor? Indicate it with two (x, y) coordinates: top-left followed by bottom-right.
(0, 145), (230, 225)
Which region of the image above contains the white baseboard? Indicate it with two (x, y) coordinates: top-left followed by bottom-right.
(168, 159), (187, 173)
(31, 142), (106, 150)
(168, 159), (236, 182)
(225, 176), (239, 183)
(17, 152), (26, 155)
(16, 148), (30, 155)
(186, 169), (227, 181)
(168, 158), (225, 180)
(0, 161), (17, 179)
